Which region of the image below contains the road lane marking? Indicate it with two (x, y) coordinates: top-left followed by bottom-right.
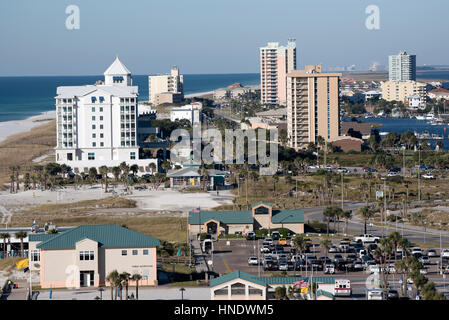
(217, 243), (232, 273)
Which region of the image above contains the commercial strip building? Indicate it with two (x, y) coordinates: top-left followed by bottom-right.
(389, 51), (416, 81)
(210, 270), (334, 300)
(148, 66), (184, 105)
(54, 57), (158, 175)
(381, 80), (427, 103)
(28, 225), (160, 289)
(188, 202), (304, 236)
(260, 40), (297, 106)
(286, 65), (342, 150)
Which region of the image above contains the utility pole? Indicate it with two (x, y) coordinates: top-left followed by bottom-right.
(383, 179), (387, 238)
(418, 144), (421, 202)
(341, 172), (344, 210)
(402, 146), (406, 177)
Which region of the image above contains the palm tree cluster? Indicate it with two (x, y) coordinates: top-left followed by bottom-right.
(322, 206), (352, 235)
(106, 270), (142, 300)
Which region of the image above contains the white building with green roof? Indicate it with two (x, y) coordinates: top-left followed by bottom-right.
(28, 225), (160, 289)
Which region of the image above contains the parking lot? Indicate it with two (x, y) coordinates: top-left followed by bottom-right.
(205, 236), (449, 299)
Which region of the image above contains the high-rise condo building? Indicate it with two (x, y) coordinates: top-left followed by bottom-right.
(148, 66), (184, 105)
(389, 51), (416, 81)
(381, 80), (427, 102)
(286, 65), (341, 150)
(260, 40), (296, 106)
(55, 57), (158, 174)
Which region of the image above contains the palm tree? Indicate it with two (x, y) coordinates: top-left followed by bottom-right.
(88, 167), (98, 185)
(14, 231), (27, 257)
(358, 206), (374, 234)
(130, 164), (139, 176)
(99, 166), (109, 192)
(342, 210), (352, 235)
(293, 234), (307, 256)
(112, 166), (121, 182)
(119, 162), (130, 188)
(0, 233), (10, 259)
(106, 270), (119, 300)
(321, 239), (332, 260)
(274, 286), (287, 300)
(323, 207), (334, 236)
(131, 273), (142, 300)
(120, 272), (131, 300)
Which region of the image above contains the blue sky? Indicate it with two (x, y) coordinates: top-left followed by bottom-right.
(0, 0), (448, 76)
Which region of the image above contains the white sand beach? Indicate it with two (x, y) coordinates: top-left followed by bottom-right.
(184, 91), (213, 98)
(0, 111), (56, 144)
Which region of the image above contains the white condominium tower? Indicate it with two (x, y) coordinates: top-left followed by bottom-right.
(148, 66), (184, 105)
(55, 57), (158, 173)
(389, 51), (416, 81)
(260, 39), (297, 106)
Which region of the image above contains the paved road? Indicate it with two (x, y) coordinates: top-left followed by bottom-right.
(303, 201), (449, 247)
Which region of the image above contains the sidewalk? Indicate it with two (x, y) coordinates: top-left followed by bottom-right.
(2, 279), (29, 300)
(192, 239), (209, 273)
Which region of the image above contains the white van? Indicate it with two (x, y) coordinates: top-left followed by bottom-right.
(366, 288), (383, 300)
(334, 279), (352, 297)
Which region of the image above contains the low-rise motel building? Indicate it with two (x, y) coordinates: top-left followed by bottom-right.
(210, 270), (335, 300)
(28, 225), (160, 289)
(188, 202), (304, 236)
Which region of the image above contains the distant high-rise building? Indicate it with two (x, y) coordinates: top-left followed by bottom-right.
(389, 51), (416, 81)
(286, 65), (341, 150)
(149, 66), (184, 105)
(260, 40), (296, 106)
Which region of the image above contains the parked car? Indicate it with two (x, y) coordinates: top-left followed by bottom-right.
(339, 244), (350, 253)
(271, 231), (281, 240)
(246, 232), (256, 240)
(261, 245), (271, 253)
(427, 249), (438, 257)
(367, 263), (381, 273)
(387, 171), (399, 177)
(411, 247), (422, 255)
(352, 260), (364, 271)
(422, 173), (435, 179)
(386, 289), (399, 300)
(366, 289), (383, 300)
(278, 238), (288, 246)
(419, 256), (431, 265)
(264, 238), (274, 245)
(324, 263), (335, 274)
(443, 265), (449, 274)
(442, 249), (449, 259)
(329, 246), (339, 253)
(337, 167), (349, 173)
(333, 254), (345, 264)
(248, 256), (259, 265)
(386, 264), (396, 274)
(354, 234), (380, 243)
(346, 254), (357, 263)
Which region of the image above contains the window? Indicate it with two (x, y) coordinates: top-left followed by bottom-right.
(143, 249), (149, 255)
(121, 250), (127, 256)
(79, 251), (95, 261)
(92, 107), (95, 112)
(99, 96), (104, 103)
(130, 152), (136, 160)
(88, 153), (95, 160)
(92, 116), (96, 121)
(132, 250), (138, 256)
(92, 142), (96, 147)
(30, 250), (40, 262)
(92, 133), (96, 138)
(100, 107), (103, 112)
(100, 116), (103, 121)
(91, 97), (96, 103)
(67, 153), (73, 161)
(92, 124), (96, 130)
(100, 142), (104, 147)
(100, 124), (104, 129)
(100, 133), (104, 138)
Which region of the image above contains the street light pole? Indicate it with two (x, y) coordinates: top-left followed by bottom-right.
(341, 172), (344, 211)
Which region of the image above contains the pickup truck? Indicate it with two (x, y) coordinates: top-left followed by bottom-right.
(354, 234), (380, 243)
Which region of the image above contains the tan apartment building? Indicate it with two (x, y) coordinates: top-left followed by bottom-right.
(149, 66), (184, 105)
(260, 40), (296, 106)
(286, 65), (341, 150)
(28, 225), (160, 289)
(381, 80), (427, 102)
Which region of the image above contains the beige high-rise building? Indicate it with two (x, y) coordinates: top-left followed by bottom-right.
(287, 65), (341, 150)
(381, 80), (427, 102)
(148, 66), (184, 105)
(260, 40), (296, 106)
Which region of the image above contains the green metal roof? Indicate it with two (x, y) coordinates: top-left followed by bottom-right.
(271, 209), (304, 224)
(28, 233), (59, 242)
(188, 210), (253, 225)
(210, 270), (334, 288)
(36, 225), (160, 250)
(316, 289), (334, 299)
(251, 201), (272, 208)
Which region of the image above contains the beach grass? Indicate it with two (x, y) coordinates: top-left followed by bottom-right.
(0, 120), (56, 189)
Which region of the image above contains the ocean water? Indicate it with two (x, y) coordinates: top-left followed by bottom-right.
(353, 117), (449, 150)
(0, 73), (260, 122)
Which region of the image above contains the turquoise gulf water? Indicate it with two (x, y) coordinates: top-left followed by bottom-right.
(0, 73), (260, 122)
